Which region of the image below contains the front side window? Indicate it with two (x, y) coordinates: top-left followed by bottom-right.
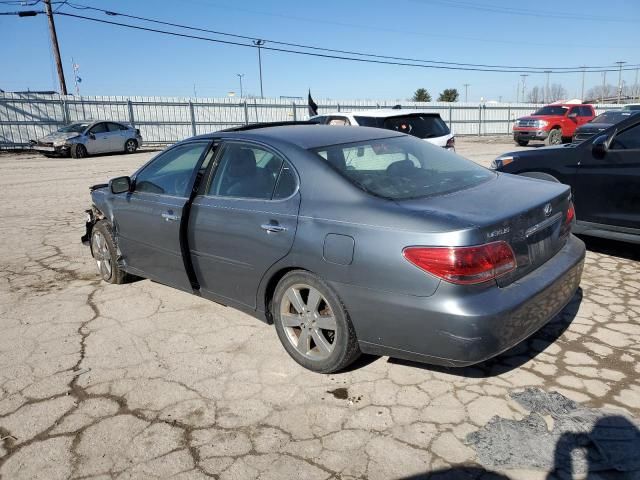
(311, 135), (494, 200)
(135, 142), (209, 197)
(579, 106), (593, 117)
(208, 143), (285, 199)
(610, 123), (640, 150)
(58, 123), (89, 133)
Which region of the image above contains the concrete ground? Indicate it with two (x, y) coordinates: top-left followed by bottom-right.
(1, 137), (639, 480)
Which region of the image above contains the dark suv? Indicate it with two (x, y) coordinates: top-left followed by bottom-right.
(493, 114), (640, 243)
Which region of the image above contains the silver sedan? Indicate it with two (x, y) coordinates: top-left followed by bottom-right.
(32, 120), (143, 158)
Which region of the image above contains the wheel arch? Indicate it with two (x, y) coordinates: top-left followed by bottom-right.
(260, 266), (311, 324)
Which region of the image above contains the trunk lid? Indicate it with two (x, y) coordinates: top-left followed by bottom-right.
(396, 173), (572, 286)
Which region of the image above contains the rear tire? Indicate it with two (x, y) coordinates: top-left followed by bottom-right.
(124, 139), (138, 154)
(546, 128), (562, 146)
(516, 139), (529, 146)
(70, 144), (88, 159)
(91, 220), (128, 284)
(272, 270), (361, 373)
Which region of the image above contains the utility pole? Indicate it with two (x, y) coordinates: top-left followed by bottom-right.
(635, 68), (639, 101)
(253, 39), (265, 98)
(580, 66), (586, 100)
(237, 73), (244, 98)
(615, 61), (626, 104)
(544, 70), (551, 103)
(44, 0), (67, 95)
(520, 74), (528, 103)
(463, 84), (470, 102)
(601, 71), (607, 103)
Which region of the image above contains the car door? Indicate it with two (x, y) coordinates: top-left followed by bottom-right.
(111, 141), (214, 290)
(106, 122), (127, 152)
(188, 141), (300, 308)
(573, 122), (640, 230)
(85, 122), (110, 154)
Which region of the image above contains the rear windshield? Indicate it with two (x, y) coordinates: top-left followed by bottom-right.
(310, 135), (493, 200)
(592, 111), (633, 124)
(533, 106), (568, 116)
(354, 114), (450, 139)
(622, 105), (640, 111)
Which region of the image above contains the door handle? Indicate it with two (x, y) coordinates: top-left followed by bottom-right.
(162, 213), (180, 222)
(261, 223), (287, 233)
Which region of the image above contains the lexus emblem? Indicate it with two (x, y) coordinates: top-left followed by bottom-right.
(543, 203), (553, 217)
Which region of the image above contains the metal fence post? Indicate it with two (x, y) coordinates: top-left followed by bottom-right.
(337, 103), (341, 112)
(188, 101), (196, 136)
(506, 105), (511, 135)
(127, 99), (135, 127)
(448, 104), (452, 130)
(243, 101), (249, 125)
(292, 102), (297, 121)
(62, 98), (70, 123)
(478, 104), (482, 136)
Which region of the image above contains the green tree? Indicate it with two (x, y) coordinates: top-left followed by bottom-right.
(438, 88), (460, 102)
(412, 88), (432, 102)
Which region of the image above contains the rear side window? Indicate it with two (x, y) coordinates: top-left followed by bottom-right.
(311, 135), (493, 200)
(327, 116), (351, 126)
(382, 115), (450, 139)
(209, 143), (284, 199)
(107, 122), (126, 132)
(579, 106), (593, 117)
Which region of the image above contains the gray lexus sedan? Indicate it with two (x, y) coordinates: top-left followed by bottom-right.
(82, 124), (585, 373)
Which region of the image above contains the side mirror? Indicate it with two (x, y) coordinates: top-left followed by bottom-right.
(110, 176), (132, 194)
(89, 133), (96, 140)
(591, 134), (609, 158)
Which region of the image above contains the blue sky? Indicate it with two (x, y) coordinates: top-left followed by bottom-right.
(2, 0), (639, 101)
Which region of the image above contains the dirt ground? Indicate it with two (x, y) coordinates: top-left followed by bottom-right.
(1, 137), (639, 480)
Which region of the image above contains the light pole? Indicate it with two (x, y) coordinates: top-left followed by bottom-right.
(520, 74), (528, 103)
(463, 83), (470, 102)
(544, 70), (551, 103)
(615, 61), (626, 104)
(253, 39), (265, 98)
(237, 74), (244, 98)
(580, 66), (586, 100)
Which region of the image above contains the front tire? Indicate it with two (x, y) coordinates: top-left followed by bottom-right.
(70, 144), (88, 159)
(516, 139), (529, 147)
(546, 128), (562, 146)
(124, 139), (138, 154)
(273, 271), (361, 373)
(91, 221), (128, 284)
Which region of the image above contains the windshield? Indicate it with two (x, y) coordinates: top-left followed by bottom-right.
(591, 111), (633, 124)
(57, 123), (90, 133)
(310, 135), (494, 200)
(533, 106), (568, 116)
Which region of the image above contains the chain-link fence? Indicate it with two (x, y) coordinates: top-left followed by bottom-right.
(0, 92), (621, 149)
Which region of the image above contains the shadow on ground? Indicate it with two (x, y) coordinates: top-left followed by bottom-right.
(579, 235), (640, 262)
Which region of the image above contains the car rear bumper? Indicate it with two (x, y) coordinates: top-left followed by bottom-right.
(334, 234), (585, 367)
(513, 128), (549, 141)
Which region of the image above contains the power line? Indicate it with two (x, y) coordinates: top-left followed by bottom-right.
(50, 12), (637, 74)
(57, 1), (640, 73)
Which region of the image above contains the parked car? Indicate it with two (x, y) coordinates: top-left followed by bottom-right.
(513, 104), (595, 146)
(311, 110), (455, 150)
(493, 113), (640, 244)
(573, 110), (639, 142)
(83, 123), (584, 373)
(31, 120), (142, 158)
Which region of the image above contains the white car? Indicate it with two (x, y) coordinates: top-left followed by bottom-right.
(310, 109), (455, 150)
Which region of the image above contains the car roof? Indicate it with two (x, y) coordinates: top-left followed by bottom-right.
(192, 124), (405, 149)
(317, 109), (442, 118)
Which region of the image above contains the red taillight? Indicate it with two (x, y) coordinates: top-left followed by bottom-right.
(403, 241), (517, 285)
(446, 137), (455, 149)
(566, 202), (575, 224)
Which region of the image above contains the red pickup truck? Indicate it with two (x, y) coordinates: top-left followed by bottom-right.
(513, 103), (595, 146)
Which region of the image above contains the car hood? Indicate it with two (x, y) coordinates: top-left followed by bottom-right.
(518, 115), (564, 121)
(39, 131), (81, 142)
(575, 123), (611, 133)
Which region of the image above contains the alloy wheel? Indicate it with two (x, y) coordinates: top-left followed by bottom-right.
(91, 231), (112, 280)
(125, 140), (136, 153)
(280, 284), (337, 360)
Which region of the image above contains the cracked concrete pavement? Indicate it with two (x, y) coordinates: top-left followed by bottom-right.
(1, 138), (639, 479)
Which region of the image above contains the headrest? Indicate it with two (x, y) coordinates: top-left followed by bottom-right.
(227, 147), (256, 177)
